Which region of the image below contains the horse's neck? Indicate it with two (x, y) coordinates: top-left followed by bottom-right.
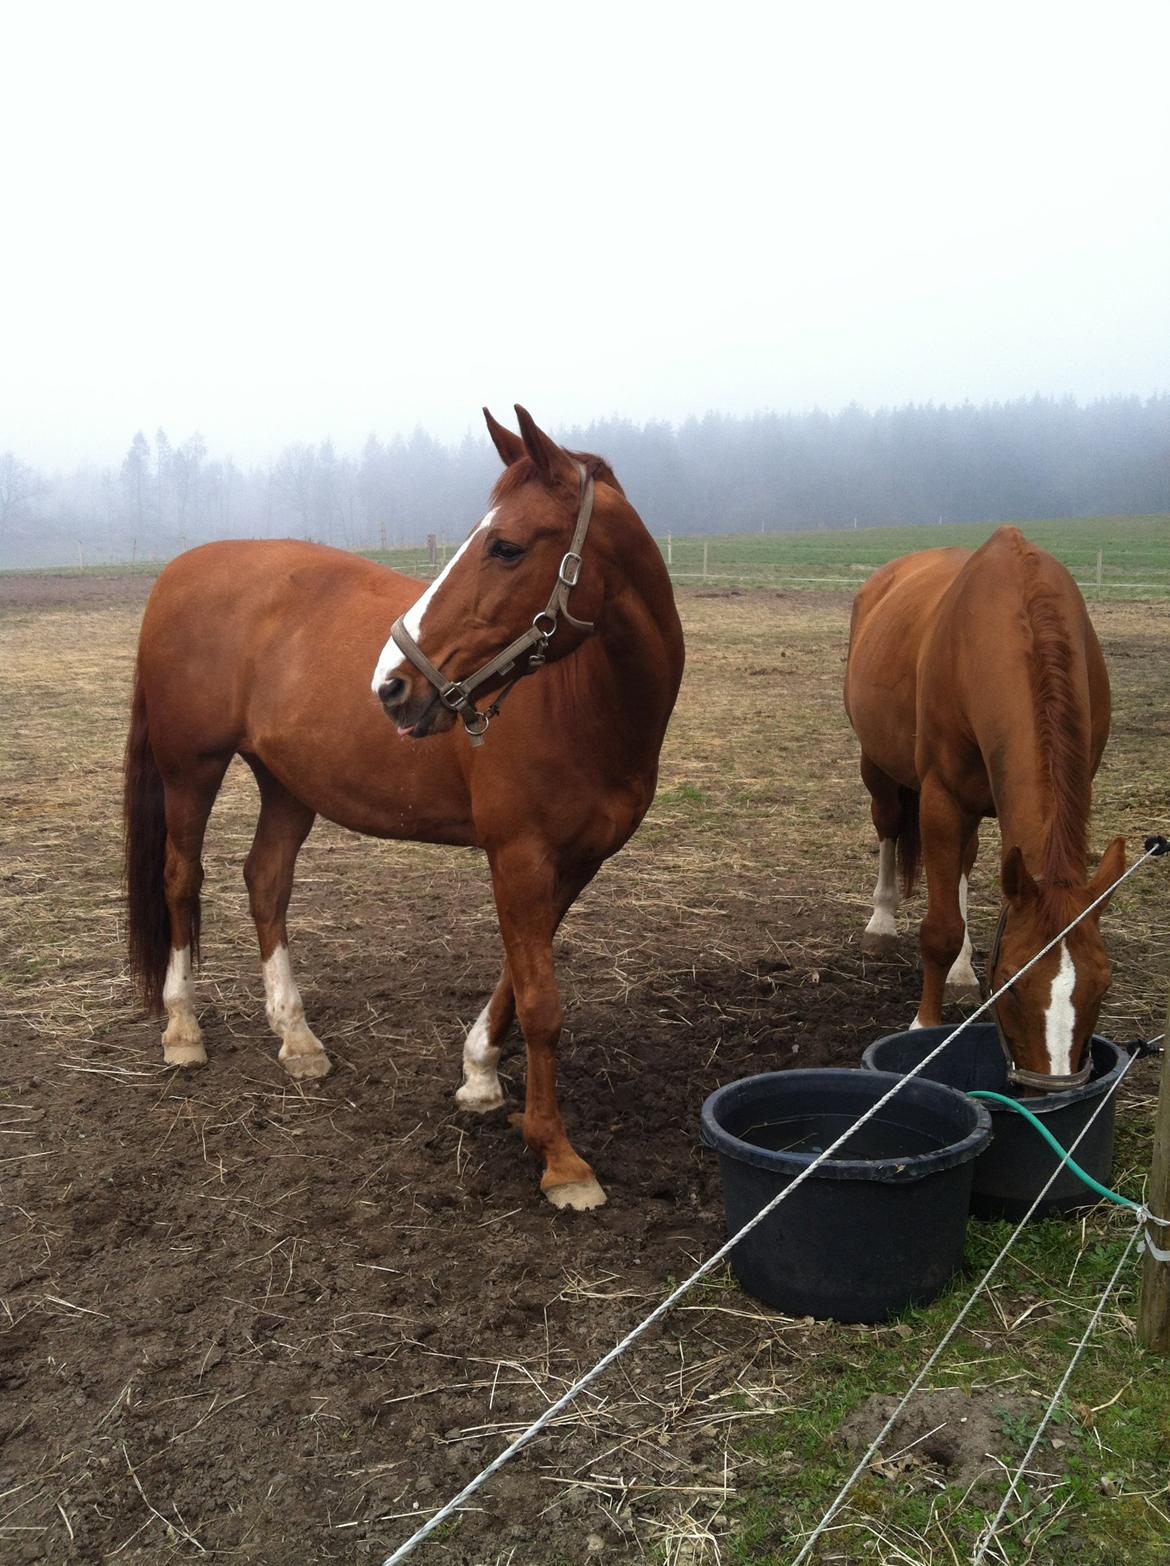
(982, 683), (1092, 890)
(567, 533), (683, 768)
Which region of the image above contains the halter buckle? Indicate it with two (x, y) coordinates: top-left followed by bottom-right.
(439, 680), (471, 713)
(558, 551), (583, 589)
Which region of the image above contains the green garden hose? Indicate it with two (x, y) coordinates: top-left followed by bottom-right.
(968, 1090), (1140, 1212)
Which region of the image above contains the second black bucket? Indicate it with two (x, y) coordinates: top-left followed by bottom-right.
(700, 1068), (991, 1323)
(861, 1027), (1126, 1220)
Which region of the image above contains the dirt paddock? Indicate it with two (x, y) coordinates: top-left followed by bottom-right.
(1, 569), (1167, 1564)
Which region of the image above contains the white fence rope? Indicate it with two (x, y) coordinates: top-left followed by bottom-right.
(971, 1224), (1143, 1566)
(790, 1044), (1144, 1565)
(380, 841), (1164, 1566)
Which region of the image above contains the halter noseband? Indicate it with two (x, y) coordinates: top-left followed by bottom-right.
(987, 902), (1094, 1092)
(388, 463), (597, 747)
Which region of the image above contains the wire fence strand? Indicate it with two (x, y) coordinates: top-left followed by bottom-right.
(380, 840), (1165, 1566)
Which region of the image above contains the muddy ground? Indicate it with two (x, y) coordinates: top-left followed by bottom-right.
(1, 569), (1166, 1565)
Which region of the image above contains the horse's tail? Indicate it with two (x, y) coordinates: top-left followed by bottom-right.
(123, 668), (172, 1013)
(896, 785), (922, 898)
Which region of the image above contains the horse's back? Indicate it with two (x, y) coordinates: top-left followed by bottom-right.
(135, 541), (434, 796)
(845, 546), (971, 785)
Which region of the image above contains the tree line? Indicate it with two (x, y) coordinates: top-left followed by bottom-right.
(1, 395), (1166, 569)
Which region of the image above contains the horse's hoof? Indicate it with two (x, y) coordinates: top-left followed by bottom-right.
(455, 1083), (505, 1114)
(279, 1048), (332, 1081)
(163, 1039), (207, 1068)
(861, 931), (898, 956)
(544, 1178), (607, 1212)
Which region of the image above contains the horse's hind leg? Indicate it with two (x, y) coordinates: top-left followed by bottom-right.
(860, 756), (902, 955)
(455, 960), (514, 1113)
(944, 829), (981, 1001)
(242, 761), (329, 1081)
(161, 759), (230, 1067)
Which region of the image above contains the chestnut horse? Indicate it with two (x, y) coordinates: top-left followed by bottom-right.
(124, 407), (684, 1209)
(844, 526), (1124, 1090)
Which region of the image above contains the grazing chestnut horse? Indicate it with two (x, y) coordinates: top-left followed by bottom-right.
(844, 526), (1124, 1090)
(124, 407), (684, 1209)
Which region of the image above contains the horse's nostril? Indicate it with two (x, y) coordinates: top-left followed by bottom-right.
(378, 678), (405, 706)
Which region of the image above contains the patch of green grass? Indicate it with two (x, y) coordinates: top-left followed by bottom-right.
(661, 514), (1170, 597)
(731, 1213), (1170, 1565)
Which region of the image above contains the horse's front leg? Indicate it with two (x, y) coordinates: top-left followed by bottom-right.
(488, 844), (605, 1212)
(913, 779), (975, 1029)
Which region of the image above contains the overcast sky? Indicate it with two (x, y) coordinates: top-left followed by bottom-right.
(3, 1), (1167, 469)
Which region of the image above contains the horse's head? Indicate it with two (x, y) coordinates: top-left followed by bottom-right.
(989, 837), (1125, 1091)
(371, 406), (611, 741)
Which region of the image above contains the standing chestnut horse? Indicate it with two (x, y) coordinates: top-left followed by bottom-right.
(844, 526), (1124, 1090)
(125, 407), (684, 1209)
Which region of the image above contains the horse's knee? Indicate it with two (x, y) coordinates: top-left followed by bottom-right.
(513, 982), (562, 1043)
(921, 913), (964, 972)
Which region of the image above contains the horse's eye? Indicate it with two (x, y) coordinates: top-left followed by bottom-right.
(488, 539), (525, 563)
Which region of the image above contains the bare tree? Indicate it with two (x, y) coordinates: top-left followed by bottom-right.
(0, 451), (45, 525)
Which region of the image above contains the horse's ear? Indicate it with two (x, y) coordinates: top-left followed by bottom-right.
(1087, 835), (1126, 920)
(1002, 846), (1039, 910)
(514, 405), (574, 486)
(483, 407), (524, 467)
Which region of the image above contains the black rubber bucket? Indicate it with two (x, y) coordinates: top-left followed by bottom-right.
(699, 1069), (991, 1323)
(861, 1027), (1126, 1221)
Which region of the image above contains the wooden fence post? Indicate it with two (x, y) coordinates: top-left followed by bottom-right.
(702, 540), (709, 581)
(1137, 980), (1170, 1352)
(667, 532), (672, 567)
(1096, 549), (1103, 596)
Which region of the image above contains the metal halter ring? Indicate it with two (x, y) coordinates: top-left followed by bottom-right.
(532, 610), (558, 638)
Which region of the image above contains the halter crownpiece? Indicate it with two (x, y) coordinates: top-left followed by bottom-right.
(389, 462), (597, 747)
(987, 902), (1094, 1092)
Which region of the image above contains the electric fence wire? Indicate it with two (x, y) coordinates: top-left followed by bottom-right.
(380, 838), (1166, 1566)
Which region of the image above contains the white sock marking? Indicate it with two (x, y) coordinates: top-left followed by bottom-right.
(263, 945), (326, 1065)
(163, 945), (194, 1012)
(456, 1003), (504, 1109)
(946, 873), (978, 988)
(865, 839), (899, 939)
(1043, 941), (1078, 1076)
(371, 510), (496, 694)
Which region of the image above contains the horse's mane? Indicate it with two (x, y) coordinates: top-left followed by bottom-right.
(491, 451), (625, 504)
(1017, 540), (1091, 905)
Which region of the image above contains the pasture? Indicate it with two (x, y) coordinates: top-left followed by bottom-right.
(1, 566), (1168, 1565)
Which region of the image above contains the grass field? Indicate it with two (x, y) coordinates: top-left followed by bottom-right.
(361, 513), (1170, 598)
(0, 572), (1168, 1564)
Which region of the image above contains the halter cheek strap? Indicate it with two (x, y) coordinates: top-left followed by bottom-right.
(388, 463), (597, 747)
(987, 903), (1094, 1092)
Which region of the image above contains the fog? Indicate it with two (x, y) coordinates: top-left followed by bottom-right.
(1, 1), (1167, 561)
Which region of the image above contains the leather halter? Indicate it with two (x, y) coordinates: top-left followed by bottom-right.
(987, 902), (1094, 1092)
(388, 463), (597, 747)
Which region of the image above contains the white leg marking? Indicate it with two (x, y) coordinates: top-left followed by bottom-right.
(945, 873), (979, 990)
(265, 946), (331, 1080)
(1043, 941), (1078, 1077)
(162, 945), (207, 1066)
(370, 511), (496, 693)
(909, 1012), (926, 1031)
(455, 1003), (505, 1112)
(864, 839), (899, 939)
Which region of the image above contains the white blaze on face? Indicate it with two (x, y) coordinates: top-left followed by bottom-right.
(1043, 940), (1078, 1076)
(370, 510), (496, 695)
